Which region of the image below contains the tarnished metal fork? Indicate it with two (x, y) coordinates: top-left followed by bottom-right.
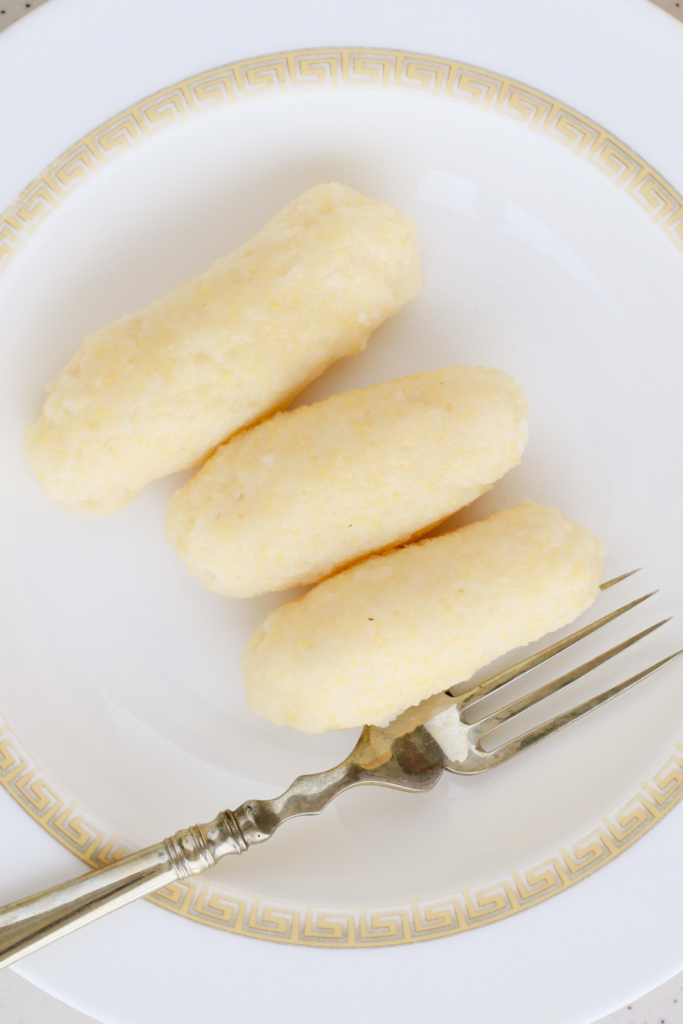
(0, 570), (679, 968)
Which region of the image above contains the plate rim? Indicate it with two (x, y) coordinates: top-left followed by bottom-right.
(2, 43), (683, 949)
(4, 44), (683, 283)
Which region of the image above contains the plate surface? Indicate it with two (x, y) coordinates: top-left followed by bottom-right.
(2, 1), (683, 1023)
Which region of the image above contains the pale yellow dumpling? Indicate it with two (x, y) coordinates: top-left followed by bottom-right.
(242, 502), (605, 733)
(166, 366), (528, 596)
(25, 183), (423, 514)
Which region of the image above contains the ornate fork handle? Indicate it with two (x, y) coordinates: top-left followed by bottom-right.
(0, 759), (368, 969)
(0, 810), (245, 969)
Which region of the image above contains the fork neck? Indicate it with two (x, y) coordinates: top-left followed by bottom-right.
(234, 759), (361, 846)
(234, 724), (446, 847)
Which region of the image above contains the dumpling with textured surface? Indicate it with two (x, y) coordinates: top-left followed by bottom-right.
(241, 502), (605, 733)
(166, 366), (528, 596)
(25, 183), (423, 514)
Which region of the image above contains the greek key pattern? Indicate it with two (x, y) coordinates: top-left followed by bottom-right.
(2, 705), (683, 946)
(0, 711), (135, 866)
(1, 48), (683, 280)
(2, 48), (683, 944)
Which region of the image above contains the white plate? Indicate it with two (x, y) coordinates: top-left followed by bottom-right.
(2, 1), (683, 1022)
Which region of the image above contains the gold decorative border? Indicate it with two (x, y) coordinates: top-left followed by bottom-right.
(2, 47), (683, 280)
(2, 707), (683, 945)
(2, 48), (683, 946)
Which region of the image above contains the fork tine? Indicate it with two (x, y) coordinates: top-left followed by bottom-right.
(470, 619), (671, 735)
(486, 650), (683, 765)
(600, 569), (641, 591)
(456, 590), (657, 711)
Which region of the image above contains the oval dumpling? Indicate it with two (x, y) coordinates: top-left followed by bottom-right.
(166, 366), (528, 596)
(241, 502), (605, 733)
(25, 183), (423, 514)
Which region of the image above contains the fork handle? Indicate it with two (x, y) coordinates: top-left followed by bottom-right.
(0, 809), (247, 969)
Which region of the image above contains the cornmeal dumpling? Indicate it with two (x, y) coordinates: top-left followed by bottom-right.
(166, 366), (528, 596)
(25, 183), (423, 514)
(241, 502), (605, 733)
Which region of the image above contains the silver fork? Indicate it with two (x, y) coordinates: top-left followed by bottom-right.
(0, 571), (679, 969)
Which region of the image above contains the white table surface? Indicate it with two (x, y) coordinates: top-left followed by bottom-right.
(1, 0), (682, 1020)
